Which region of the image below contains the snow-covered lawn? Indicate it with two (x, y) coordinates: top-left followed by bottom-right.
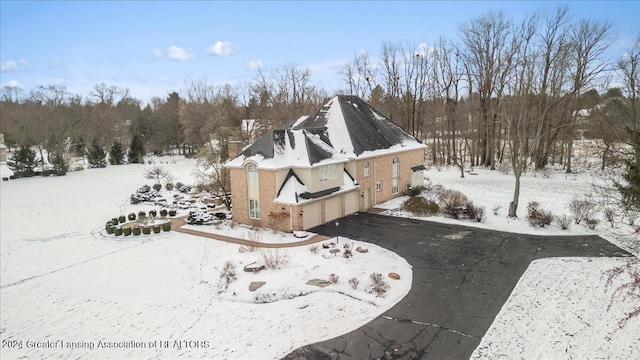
(377, 165), (639, 359)
(471, 257), (640, 360)
(0, 157), (411, 359)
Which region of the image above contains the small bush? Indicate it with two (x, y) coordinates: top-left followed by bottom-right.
(114, 227), (123, 236)
(309, 245), (319, 254)
(112, 217), (119, 225)
(569, 196), (598, 225)
(133, 227), (141, 236)
(218, 261), (237, 293)
(402, 196), (440, 216)
(142, 227), (151, 235)
(123, 227), (132, 236)
(585, 218), (599, 230)
(153, 183), (162, 192)
(165, 183), (174, 191)
(161, 223), (171, 232)
(329, 273), (339, 284)
(556, 215), (572, 230)
(149, 209), (157, 218)
(128, 213), (136, 221)
(168, 209), (177, 217)
(439, 189), (469, 219)
(106, 226), (115, 234)
(369, 272), (389, 297)
(118, 215), (126, 224)
(175, 182), (184, 190)
(138, 210), (147, 218)
(472, 205), (486, 222)
(349, 278), (359, 289)
(493, 205), (502, 216)
(261, 249), (290, 269)
(160, 209), (168, 217)
(153, 225), (161, 234)
(527, 202), (554, 227)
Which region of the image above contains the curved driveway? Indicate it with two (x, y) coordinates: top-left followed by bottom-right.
(284, 212), (632, 360)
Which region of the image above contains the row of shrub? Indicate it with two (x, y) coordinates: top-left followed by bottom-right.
(109, 209), (177, 225)
(105, 222), (172, 236)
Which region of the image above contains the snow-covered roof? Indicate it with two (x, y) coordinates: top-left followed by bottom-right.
(226, 95), (425, 169)
(274, 169), (358, 205)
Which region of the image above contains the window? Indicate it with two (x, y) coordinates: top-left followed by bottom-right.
(376, 181), (382, 192)
(392, 157), (399, 178)
(319, 164), (337, 183)
(392, 178), (399, 195)
(249, 199), (260, 219)
(364, 162), (370, 177)
(247, 164), (258, 188)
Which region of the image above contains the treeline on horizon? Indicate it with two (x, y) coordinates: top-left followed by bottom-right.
(1, 7), (638, 179)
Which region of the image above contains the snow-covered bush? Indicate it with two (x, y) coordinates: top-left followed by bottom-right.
(130, 185), (162, 204)
(186, 210), (215, 225)
(118, 215), (126, 223)
(128, 213), (136, 221)
(142, 227), (151, 235)
(153, 225), (161, 234)
(149, 210), (157, 218)
(168, 209), (177, 217)
(152, 183), (162, 191)
(123, 227), (132, 236)
(527, 201), (554, 227)
(160, 209), (168, 217)
(309, 245), (319, 254)
(165, 182), (174, 191)
(133, 227), (141, 236)
(161, 223), (171, 232)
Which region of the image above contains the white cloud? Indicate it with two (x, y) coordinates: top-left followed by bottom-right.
(206, 41), (235, 56)
(1, 59), (27, 72)
(2, 80), (23, 88)
(49, 58), (61, 69)
(167, 45), (195, 61)
(153, 48), (162, 58)
(246, 60), (263, 71)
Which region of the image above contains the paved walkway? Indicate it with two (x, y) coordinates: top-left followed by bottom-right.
(168, 216), (332, 248)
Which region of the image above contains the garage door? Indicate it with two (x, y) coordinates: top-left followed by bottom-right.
(324, 197), (342, 223)
(302, 202), (322, 230)
(344, 191), (359, 215)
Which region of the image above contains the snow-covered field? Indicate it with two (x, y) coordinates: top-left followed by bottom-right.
(1, 156), (638, 359)
(0, 157), (411, 359)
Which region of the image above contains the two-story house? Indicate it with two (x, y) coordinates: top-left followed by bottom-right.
(224, 95), (427, 231)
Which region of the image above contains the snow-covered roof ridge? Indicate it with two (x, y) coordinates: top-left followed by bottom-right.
(293, 95), (423, 157)
(226, 95), (425, 168)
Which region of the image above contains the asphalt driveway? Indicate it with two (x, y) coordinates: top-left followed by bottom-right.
(284, 212), (633, 360)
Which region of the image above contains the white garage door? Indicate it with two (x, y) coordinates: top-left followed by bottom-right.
(344, 191), (359, 215)
(302, 202), (322, 230)
(324, 197), (342, 223)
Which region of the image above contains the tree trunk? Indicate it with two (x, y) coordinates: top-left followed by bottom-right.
(508, 171), (521, 218)
(566, 137), (573, 173)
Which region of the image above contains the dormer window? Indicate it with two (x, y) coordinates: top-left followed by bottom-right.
(319, 164), (336, 183)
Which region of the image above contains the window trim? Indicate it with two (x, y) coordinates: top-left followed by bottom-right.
(392, 177), (399, 195)
(392, 157), (399, 178)
(376, 181), (382, 192)
(249, 198), (260, 219)
(319, 164), (337, 183)
(247, 163), (258, 189)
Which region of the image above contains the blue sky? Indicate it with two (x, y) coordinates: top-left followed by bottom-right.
(1, 1), (638, 103)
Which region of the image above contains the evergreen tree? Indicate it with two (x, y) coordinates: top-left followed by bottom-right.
(128, 134), (145, 164)
(617, 128), (640, 210)
(51, 151), (69, 175)
(109, 141), (125, 165)
(8, 146), (37, 178)
(87, 139), (107, 168)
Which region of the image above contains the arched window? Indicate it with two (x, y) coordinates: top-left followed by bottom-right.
(392, 158), (399, 194)
(247, 164), (258, 189)
(364, 162), (371, 177)
(392, 158), (399, 178)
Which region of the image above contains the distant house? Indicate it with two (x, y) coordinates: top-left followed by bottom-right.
(224, 95), (427, 231)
